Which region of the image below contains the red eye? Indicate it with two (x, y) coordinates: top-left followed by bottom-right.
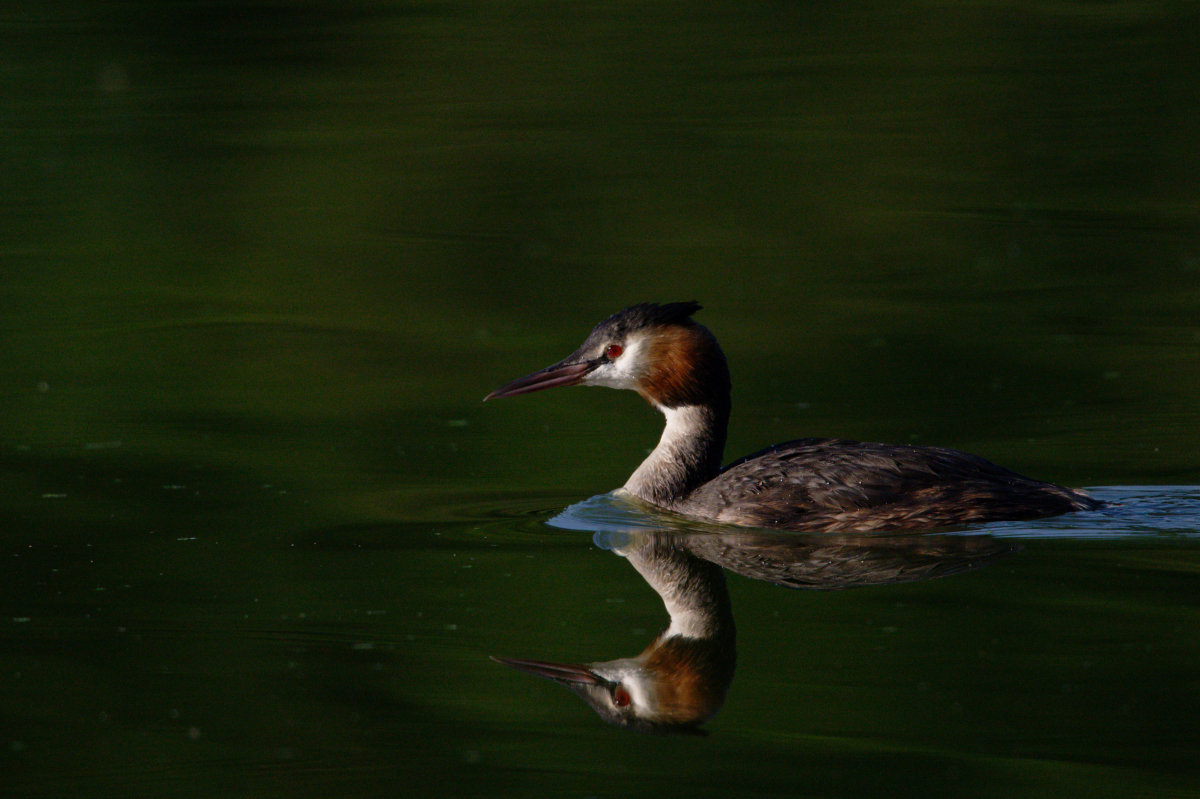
(605, 344), (624, 359)
(612, 687), (631, 707)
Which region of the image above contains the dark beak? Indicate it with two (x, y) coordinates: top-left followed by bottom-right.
(484, 358), (596, 401)
(490, 656), (602, 686)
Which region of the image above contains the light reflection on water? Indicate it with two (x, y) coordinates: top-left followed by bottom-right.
(501, 486), (1200, 736)
(551, 486), (1200, 539)
(5, 478), (1199, 796)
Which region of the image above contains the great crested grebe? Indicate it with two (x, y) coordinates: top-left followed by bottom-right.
(485, 302), (1100, 532)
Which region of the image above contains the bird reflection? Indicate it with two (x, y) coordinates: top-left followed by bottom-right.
(493, 505), (1018, 734)
(495, 531), (735, 734)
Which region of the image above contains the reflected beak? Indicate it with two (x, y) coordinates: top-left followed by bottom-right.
(484, 358), (596, 401)
(490, 656), (602, 686)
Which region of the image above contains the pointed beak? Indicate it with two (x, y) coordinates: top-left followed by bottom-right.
(484, 358), (596, 401)
(490, 656), (603, 686)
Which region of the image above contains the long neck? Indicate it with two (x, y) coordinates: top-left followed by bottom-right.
(619, 533), (735, 642)
(623, 401), (729, 509)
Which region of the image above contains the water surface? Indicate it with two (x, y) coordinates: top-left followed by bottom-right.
(3, 2), (1200, 797)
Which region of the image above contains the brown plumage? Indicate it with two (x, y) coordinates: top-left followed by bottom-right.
(688, 437), (1097, 532)
(486, 302), (1101, 532)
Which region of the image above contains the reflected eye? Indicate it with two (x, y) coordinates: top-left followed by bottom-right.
(605, 344), (624, 359)
(612, 686), (631, 707)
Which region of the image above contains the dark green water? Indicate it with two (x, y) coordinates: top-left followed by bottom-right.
(3, 2), (1199, 797)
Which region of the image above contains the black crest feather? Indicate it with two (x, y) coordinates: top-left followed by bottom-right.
(596, 302), (702, 337)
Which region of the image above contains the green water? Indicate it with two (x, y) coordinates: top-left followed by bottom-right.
(3, 2), (1199, 797)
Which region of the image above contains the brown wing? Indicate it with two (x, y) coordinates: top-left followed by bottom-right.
(682, 438), (1098, 532)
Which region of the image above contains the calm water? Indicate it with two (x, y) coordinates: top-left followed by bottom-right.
(3, 2), (1200, 797)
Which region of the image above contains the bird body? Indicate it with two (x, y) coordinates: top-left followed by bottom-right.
(486, 302), (1100, 532)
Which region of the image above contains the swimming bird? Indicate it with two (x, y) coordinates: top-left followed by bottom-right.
(484, 302), (1100, 532)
